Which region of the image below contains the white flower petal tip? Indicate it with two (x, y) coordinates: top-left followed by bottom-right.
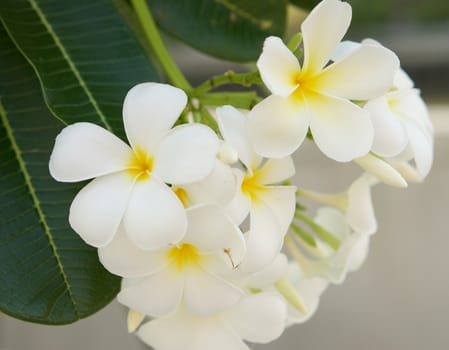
(154, 123), (219, 185)
(347, 175), (378, 235)
(248, 95), (310, 158)
(127, 309), (145, 333)
(184, 270), (244, 315)
(315, 44), (400, 100)
(301, 0), (352, 74)
(275, 277), (308, 315)
(68, 172), (135, 247)
(98, 226), (169, 278)
(355, 154), (408, 188)
(217, 141), (239, 165)
(123, 82), (187, 152)
(216, 105), (261, 170)
(308, 95), (374, 162)
(49, 122), (132, 182)
(227, 293), (287, 344)
(184, 204), (245, 265)
(257, 36), (300, 97)
(124, 179), (187, 250)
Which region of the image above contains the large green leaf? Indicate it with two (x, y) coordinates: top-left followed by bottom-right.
(149, 0), (287, 62)
(0, 0), (159, 138)
(0, 26), (121, 324)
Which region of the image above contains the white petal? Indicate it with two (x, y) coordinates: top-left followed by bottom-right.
(225, 169), (251, 225)
(257, 36), (300, 97)
(248, 95), (310, 158)
(240, 203), (283, 273)
(184, 268), (243, 315)
(123, 83), (187, 153)
(138, 313), (196, 350)
(195, 321), (250, 350)
(365, 97), (408, 157)
(347, 235), (370, 272)
(98, 225), (169, 277)
(313, 44), (399, 100)
(355, 154), (407, 188)
(153, 124), (219, 185)
(301, 0), (352, 75)
(183, 160), (236, 207)
(124, 178), (187, 250)
(258, 186), (297, 235)
(308, 93), (373, 162)
(347, 174), (378, 235)
(406, 122), (434, 178)
(331, 40), (360, 62)
(227, 293), (287, 343)
(314, 207), (349, 241)
(394, 68), (414, 89)
(256, 157), (295, 185)
(287, 273), (328, 324)
(49, 122), (132, 182)
(327, 234), (370, 283)
(69, 171), (134, 247)
(216, 105), (261, 170)
(118, 269), (184, 317)
(184, 204), (244, 255)
(246, 254), (289, 289)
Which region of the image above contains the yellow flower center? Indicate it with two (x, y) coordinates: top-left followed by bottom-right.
(173, 187), (191, 208)
(241, 172), (266, 203)
(167, 243), (201, 271)
(127, 148), (153, 181)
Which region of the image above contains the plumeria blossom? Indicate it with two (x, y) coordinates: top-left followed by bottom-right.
(134, 293), (287, 350)
(248, 0), (400, 162)
(104, 204), (246, 317)
(216, 105), (297, 272)
(336, 39), (434, 181)
(367, 68), (434, 180)
(286, 207), (370, 284)
(49, 83), (219, 250)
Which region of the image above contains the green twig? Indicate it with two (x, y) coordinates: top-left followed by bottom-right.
(193, 71), (262, 96)
(131, 0), (191, 92)
(200, 91), (261, 109)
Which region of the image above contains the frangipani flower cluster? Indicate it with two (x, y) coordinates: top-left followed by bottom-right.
(48, 0), (434, 349)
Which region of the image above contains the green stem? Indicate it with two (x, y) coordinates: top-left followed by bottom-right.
(200, 91), (261, 109)
(193, 71), (262, 96)
(295, 211), (341, 250)
(131, 0), (191, 92)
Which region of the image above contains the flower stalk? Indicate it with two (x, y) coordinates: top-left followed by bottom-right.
(131, 0), (191, 92)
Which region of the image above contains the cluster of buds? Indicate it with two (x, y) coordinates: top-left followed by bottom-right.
(48, 0), (433, 349)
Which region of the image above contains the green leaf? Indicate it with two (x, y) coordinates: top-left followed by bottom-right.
(0, 0), (159, 138)
(0, 26), (121, 324)
(148, 0), (288, 62)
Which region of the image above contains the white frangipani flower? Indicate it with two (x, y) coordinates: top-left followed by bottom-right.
(248, 0), (399, 161)
(104, 204), (246, 317)
(216, 105), (297, 272)
(286, 207), (370, 284)
(135, 293), (287, 350)
(49, 83), (219, 250)
(366, 69), (434, 179)
(337, 39), (434, 180)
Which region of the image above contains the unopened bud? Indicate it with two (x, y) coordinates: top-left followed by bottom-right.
(218, 141), (239, 164)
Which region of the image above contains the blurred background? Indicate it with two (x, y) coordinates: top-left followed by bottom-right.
(1, 0), (448, 349)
